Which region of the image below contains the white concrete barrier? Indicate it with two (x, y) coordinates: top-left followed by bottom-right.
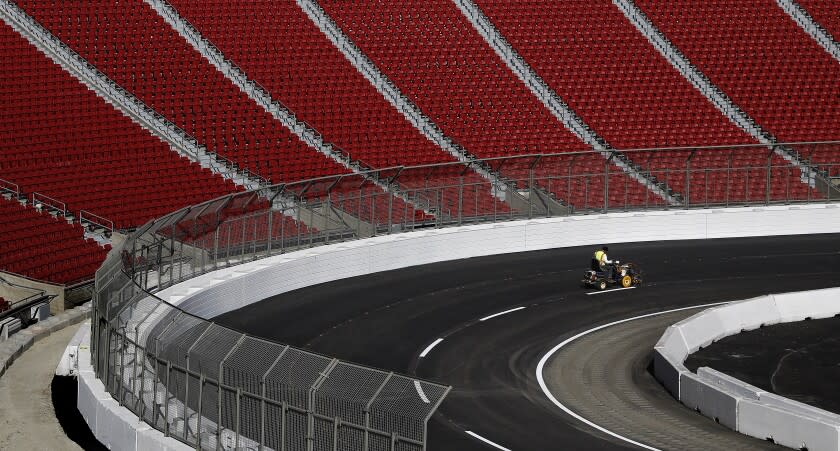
(710, 295), (781, 335)
(738, 399), (840, 450)
(696, 367), (765, 401)
(652, 349), (685, 398)
(673, 309), (726, 352)
(774, 288), (840, 322)
(759, 393), (840, 424)
(653, 287), (840, 451)
(679, 372), (741, 429)
(74, 322), (192, 451)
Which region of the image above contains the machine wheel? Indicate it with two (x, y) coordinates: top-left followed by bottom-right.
(621, 275), (633, 288)
(598, 280), (607, 290)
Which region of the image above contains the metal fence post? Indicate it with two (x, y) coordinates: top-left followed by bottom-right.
(218, 334), (247, 450)
(184, 324), (213, 442)
(266, 208), (274, 258)
(260, 346), (288, 451)
(212, 227), (220, 271)
(685, 151), (695, 208)
(387, 188), (394, 234)
(745, 166), (750, 204)
(118, 327), (127, 406)
(332, 417), (340, 451)
(235, 388), (242, 450)
(766, 150), (773, 205)
(164, 361), (172, 437)
(458, 176), (464, 226)
(281, 401), (288, 451)
(197, 374), (205, 450)
(308, 360), (338, 451)
(365, 373), (393, 451)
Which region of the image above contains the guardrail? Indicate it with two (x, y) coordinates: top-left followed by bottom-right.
(0, 177), (20, 198)
(79, 210), (115, 232)
(653, 288), (840, 450)
(31, 192), (67, 217)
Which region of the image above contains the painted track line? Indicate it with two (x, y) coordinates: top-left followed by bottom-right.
(419, 338), (444, 358)
(414, 380), (430, 403)
(586, 286), (636, 295)
(465, 431), (512, 451)
(535, 302), (728, 451)
(479, 306), (526, 322)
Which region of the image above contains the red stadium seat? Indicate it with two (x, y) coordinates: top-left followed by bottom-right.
(0, 197), (109, 284)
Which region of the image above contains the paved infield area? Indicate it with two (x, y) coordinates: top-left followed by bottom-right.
(687, 315), (840, 415)
(214, 233), (840, 450)
(0, 324), (83, 451)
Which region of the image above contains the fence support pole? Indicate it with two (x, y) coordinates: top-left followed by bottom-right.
(766, 150), (773, 205)
(332, 417), (340, 451)
(164, 362), (172, 437)
(685, 150), (696, 208)
(196, 375), (205, 450)
(365, 373), (393, 451)
(458, 176), (464, 226)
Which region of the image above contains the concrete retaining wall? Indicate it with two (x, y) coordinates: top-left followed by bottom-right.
(161, 204), (840, 320)
(0, 271), (66, 314)
(74, 322), (191, 451)
(653, 289), (840, 451)
(0, 302), (90, 379)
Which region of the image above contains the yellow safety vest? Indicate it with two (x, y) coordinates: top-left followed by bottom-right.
(594, 250), (606, 263)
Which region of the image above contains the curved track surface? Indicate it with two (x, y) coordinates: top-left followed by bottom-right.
(215, 234), (840, 450)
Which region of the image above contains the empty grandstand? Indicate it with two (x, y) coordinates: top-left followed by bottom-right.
(0, 0), (837, 449)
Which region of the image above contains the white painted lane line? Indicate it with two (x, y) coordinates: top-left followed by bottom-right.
(586, 286), (636, 296)
(465, 431), (512, 451)
(535, 302), (728, 451)
(414, 380), (430, 403)
(479, 306), (526, 322)
(419, 338), (444, 358)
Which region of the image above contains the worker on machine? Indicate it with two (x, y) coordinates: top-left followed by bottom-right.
(592, 246), (615, 280)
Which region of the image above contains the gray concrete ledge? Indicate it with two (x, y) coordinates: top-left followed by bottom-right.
(0, 301), (91, 380)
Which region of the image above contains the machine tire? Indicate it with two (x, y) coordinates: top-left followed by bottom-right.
(621, 275), (632, 288)
(598, 280), (607, 290)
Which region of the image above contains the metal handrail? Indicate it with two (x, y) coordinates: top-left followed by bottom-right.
(79, 210), (115, 232)
(0, 177), (20, 197)
(31, 192), (66, 217)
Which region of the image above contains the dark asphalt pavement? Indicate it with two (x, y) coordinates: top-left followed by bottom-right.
(214, 233), (840, 450)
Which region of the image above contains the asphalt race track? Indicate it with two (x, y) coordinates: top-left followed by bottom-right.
(214, 233), (840, 450)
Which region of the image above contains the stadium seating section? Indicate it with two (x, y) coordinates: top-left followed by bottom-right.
(0, 197), (109, 285)
(320, 0), (661, 208)
(798, 0), (840, 40)
(635, 0), (840, 144)
(0, 0), (837, 284)
(168, 0), (455, 169)
(471, 0), (816, 203)
(475, 0), (753, 150)
(16, 0), (347, 184)
(0, 21), (236, 229)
